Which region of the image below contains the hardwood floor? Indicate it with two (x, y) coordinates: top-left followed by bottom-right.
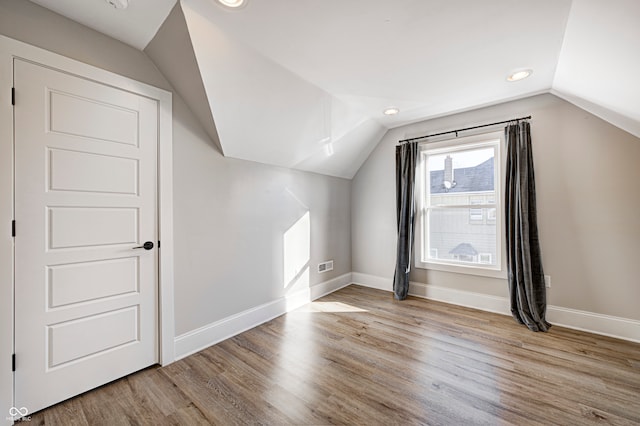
(30, 285), (640, 425)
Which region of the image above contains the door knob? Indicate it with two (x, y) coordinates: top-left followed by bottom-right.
(132, 241), (154, 250)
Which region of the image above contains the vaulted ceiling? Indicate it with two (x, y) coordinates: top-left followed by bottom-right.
(29, 0), (640, 178)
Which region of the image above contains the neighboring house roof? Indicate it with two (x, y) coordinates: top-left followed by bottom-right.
(431, 158), (494, 194)
(449, 243), (478, 256)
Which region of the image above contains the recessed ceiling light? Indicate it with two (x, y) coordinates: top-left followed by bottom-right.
(383, 107), (399, 116)
(105, 0), (129, 9)
(507, 69), (533, 82)
(216, 0), (247, 8)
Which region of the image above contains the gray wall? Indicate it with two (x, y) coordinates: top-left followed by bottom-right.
(352, 94), (640, 321)
(172, 95), (351, 334)
(0, 0), (352, 337)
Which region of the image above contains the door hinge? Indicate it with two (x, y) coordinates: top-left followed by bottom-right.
(11, 87), (15, 106)
(12, 220), (15, 237)
(12, 354), (15, 372)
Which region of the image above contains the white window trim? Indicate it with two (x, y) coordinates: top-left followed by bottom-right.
(415, 130), (507, 279)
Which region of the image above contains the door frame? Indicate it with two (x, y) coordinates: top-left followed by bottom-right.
(0, 34), (175, 418)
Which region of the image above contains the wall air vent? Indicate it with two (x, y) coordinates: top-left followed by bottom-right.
(318, 260), (334, 273)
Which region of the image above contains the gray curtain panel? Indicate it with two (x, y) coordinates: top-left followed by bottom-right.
(393, 142), (419, 300)
(505, 121), (551, 332)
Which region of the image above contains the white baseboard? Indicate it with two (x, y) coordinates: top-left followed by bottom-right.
(352, 272), (640, 344)
(546, 306), (640, 343)
(174, 273), (352, 360)
(351, 272), (392, 292)
(408, 281), (511, 316)
(310, 272), (355, 300)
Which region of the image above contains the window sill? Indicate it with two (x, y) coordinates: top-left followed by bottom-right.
(416, 261), (507, 280)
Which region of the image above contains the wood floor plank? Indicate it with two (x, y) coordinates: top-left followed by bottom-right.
(29, 285), (640, 425)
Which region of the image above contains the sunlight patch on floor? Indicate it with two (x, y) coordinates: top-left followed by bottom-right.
(296, 301), (368, 313)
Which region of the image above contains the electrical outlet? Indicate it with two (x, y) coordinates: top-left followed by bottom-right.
(544, 275), (551, 288)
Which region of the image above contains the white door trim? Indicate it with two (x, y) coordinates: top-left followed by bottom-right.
(0, 34), (175, 418)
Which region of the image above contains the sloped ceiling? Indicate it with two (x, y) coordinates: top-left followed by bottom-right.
(552, 0), (640, 138)
(144, 1), (223, 154)
(179, 0), (387, 178)
(27, 0), (640, 178)
(28, 0), (177, 50)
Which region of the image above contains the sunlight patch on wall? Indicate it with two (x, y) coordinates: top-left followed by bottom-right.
(283, 211), (310, 289)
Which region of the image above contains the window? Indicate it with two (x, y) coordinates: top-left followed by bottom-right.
(487, 197), (497, 221)
(469, 197), (483, 222)
(416, 132), (504, 277)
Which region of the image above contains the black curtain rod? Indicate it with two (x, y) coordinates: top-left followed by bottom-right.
(398, 115), (532, 144)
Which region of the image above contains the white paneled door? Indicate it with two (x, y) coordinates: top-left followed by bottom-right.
(14, 59), (159, 413)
